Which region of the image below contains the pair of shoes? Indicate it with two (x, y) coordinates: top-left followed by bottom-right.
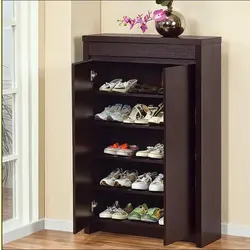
(100, 168), (138, 188)
(104, 143), (139, 157)
(95, 104), (131, 122)
(99, 79), (138, 93)
(123, 103), (164, 125)
(99, 201), (134, 220)
(128, 83), (163, 94)
(132, 172), (164, 192)
(136, 143), (164, 159)
(128, 203), (164, 223)
(100, 168), (164, 192)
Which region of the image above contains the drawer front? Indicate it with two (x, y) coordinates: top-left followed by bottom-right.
(88, 42), (195, 60)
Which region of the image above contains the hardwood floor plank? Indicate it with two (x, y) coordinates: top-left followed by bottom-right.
(4, 230), (250, 249)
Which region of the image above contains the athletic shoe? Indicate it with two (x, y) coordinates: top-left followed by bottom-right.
(128, 203), (148, 221)
(109, 105), (131, 122)
(104, 142), (120, 155)
(135, 143), (162, 158)
(95, 104), (122, 121)
(141, 207), (164, 223)
(149, 173), (164, 192)
(100, 168), (123, 187)
(114, 169), (138, 188)
(116, 144), (139, 157)
(159, 216), (164, 226)
(131, 172), (158, 190)
(99, 201), (120, 219)
(112, 203), (133, 220)
(148, 144), (164, 159)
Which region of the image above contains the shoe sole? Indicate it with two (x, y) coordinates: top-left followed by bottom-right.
(128, 217), (141, 221)
(149, 187), (164, 192)
(148, 154), (163, 159)
(141, 218), (157, 223)
(100, 180), (114, 187)
(114, 182), (131, 188)
(112, 215), (128, 220)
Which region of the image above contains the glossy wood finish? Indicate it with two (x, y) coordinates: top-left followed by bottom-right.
(4, 230), (250, 249)
(72, 34), (221, 247)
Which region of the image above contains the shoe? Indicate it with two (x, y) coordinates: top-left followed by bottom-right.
(114, 169), (138, 187)
(95, 104), (122, 121)
(112, 203), (133, 220)
(149, 173), (164, 192)
(100, 168), (123, 187)
(116, 144), (139, 157)
(158, 216), (164, 226)
(99, 201), (120, 219)
(108, 105), (131, 122)
(134, 105), (158, 124)
(104, 143), (120, 155)
(128, 203), (148, 221)
(148, 144), (164, 159)
(112, 79), (138, 93)
(141, 208), (164, 223)
(131, 172), (158, 190)
(128, 84), (160, 94)
(123, 104), (149, 124)
(135, 143), (162, 158)
(99, 79), (122, 92)
(148, 103), (164, 125)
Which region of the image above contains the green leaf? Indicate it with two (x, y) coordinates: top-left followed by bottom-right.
(156, 0), (170, 6)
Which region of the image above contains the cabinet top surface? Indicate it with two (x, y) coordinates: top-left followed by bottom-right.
(82, 33), (221, 45)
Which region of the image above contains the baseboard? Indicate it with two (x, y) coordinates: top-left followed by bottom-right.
(3, 219), (44, 244)
(222, 223), (250, 238)
(44, 218), (73, 232)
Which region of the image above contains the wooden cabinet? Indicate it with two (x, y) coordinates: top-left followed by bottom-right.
(72, 34), (221, 248)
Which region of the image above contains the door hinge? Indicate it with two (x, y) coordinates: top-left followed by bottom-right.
(91, 200), (98, 212)
(90, 70), (97, 82)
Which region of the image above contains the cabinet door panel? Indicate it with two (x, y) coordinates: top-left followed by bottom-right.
(72, 61), (95, 233)
(163, 65), (194, 245)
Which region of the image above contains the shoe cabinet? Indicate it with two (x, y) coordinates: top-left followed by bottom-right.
(72, 34), (221, 247)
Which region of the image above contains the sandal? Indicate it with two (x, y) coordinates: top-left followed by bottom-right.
(112, 79), (138, 93)
(99, 78), (123, 92)
(128, 84), (159, 94)
(148, 103), (164, 125)
(123, 104), (149, 124)
(134, 105), (158, 125)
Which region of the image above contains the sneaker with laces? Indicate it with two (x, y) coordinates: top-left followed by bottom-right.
(135, 143), (162, 158)
(116, 144), (139, 157)
(99, 79), (122, 92)
(100, 168), (123, 187)
(141, 207), (164, 223)
(108, 105), (131, 122)
(104, 142), (120, 155)
(95, 104), (122, 121)
(149, 173), (164, 192)
(99, 201), (120, 219)
(112, 203), (133, 220)
(131, 172), (158, 190)
(114, 169), (138, 187)
(128, 203), (148, 221)
(148, 143), (164, 159)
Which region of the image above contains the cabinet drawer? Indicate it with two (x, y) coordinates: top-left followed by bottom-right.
(88, 42), (195, 60)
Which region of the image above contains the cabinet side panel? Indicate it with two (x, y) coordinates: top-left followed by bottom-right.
(195, 43), (221, 247)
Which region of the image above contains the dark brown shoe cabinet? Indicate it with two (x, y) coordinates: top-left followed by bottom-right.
(72, 34), (221, 248)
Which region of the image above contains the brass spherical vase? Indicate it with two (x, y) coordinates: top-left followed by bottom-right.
(155, 8), (186, 38)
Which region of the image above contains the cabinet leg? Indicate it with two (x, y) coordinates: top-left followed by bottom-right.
(84, 224), (98, 234)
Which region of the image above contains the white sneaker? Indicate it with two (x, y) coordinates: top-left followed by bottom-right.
(99, 201), (120, 219)
(148, 144), (164, 159)
(95, 104), (122, 121)
(112, 79), (138, 93)
(104, 142), (120, 155)
(135, 143), (162, 158)
(123, 104), (148, 124)
(134, 105), (158, 124)
(109, 105), (131, 122)
(158, 217), (164, 226)
(116, 145), (139, 157)
(149, 173), (164, 192)
(114, 169), (138, 187)
(99, 79), (122, 92)
(100, 168), (123, 187)
(131, 172), (158, 190)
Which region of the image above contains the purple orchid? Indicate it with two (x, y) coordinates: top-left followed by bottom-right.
(153, 9), (167, 22)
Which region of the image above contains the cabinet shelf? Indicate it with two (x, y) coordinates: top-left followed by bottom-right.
(94, 120), (164, 130)
(95, 91), (163, 99)
(96, 154), (164, 165)
(95, 186), (164, 197)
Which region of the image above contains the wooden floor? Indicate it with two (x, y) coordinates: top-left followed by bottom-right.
(4, 230), (250, 249)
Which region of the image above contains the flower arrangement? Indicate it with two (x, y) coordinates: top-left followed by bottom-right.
(117, 0), (173, 33)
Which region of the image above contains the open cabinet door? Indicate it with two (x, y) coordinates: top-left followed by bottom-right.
(163, 65), (194, 245)
(72, 61), (96, 234)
